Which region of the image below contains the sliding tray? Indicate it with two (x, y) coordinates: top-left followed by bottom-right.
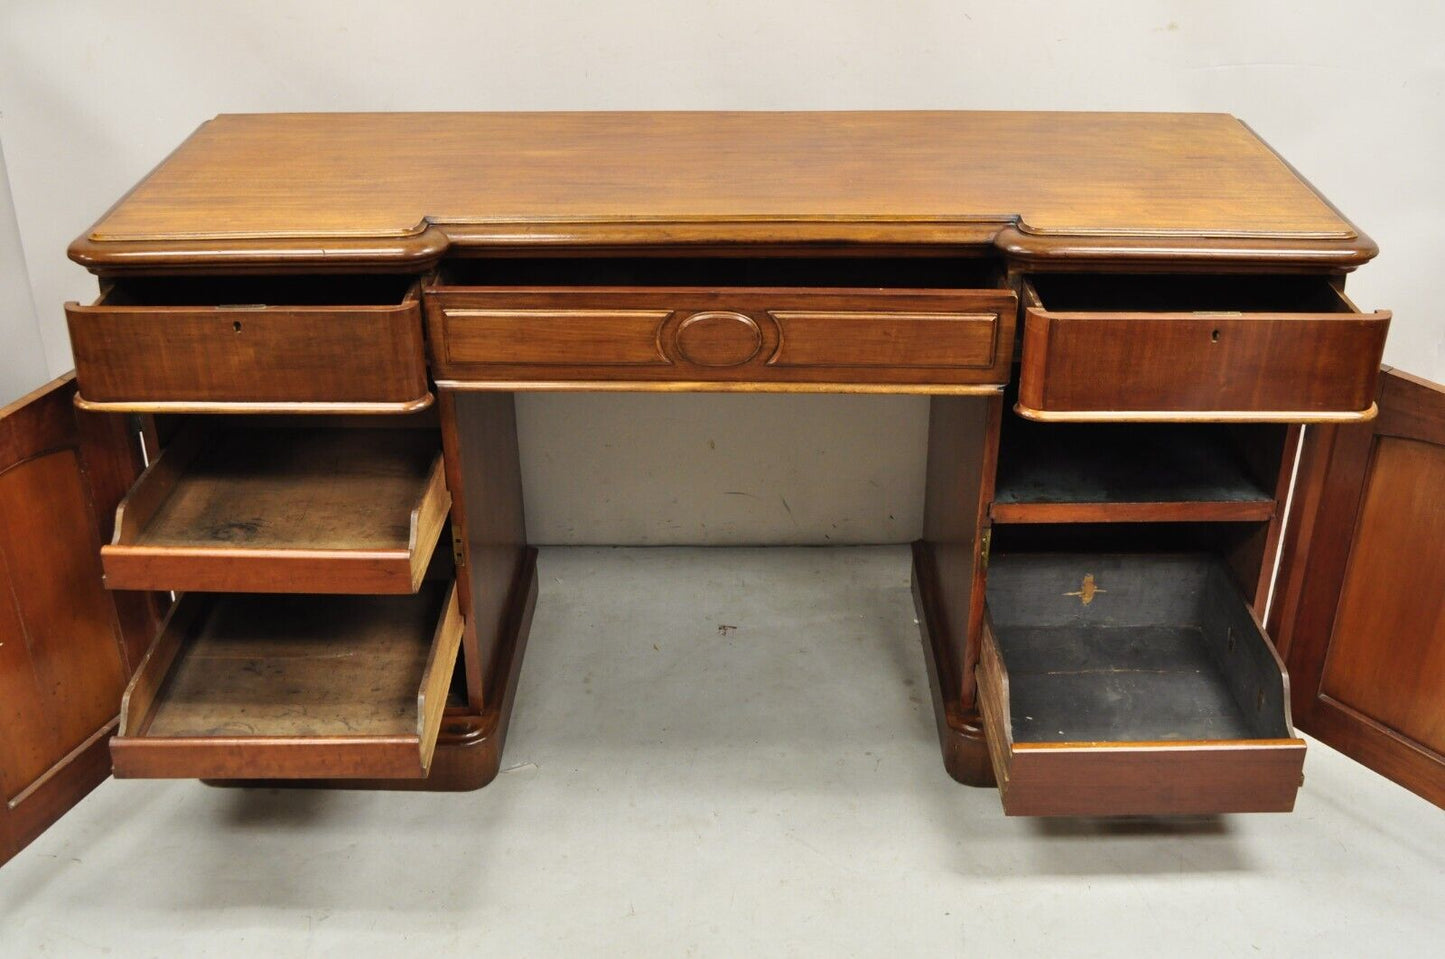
(978, 553), (1305, 816)
(111, 582), (463, 780)
(102, 424), (450, 594)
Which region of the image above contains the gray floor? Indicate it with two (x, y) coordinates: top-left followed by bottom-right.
(2, 547), (1442, 957)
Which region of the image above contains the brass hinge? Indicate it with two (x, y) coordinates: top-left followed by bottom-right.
(451, 529), (466, 567)
(979, 527), (992, 570)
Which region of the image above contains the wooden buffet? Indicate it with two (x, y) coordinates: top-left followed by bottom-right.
(2, 112), (1441, 865)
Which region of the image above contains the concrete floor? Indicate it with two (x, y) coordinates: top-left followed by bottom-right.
(2, 547), (1442, 957)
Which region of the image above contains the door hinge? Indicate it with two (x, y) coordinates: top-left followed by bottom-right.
(452, 529), (466, 567)
(979, 527), (992, 570)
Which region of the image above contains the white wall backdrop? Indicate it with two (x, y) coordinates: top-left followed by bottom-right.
(0, 140), (47, 403)
(2, 1), (1441, 542)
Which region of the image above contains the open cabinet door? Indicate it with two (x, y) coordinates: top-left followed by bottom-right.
(1272, 368), (1445, 807)
(0, 374), (158, 867)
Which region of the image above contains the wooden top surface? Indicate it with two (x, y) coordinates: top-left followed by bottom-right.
(71, 112), (1372, 270)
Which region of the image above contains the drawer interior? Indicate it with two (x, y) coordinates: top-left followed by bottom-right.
(435, 256), (1002, 289)
(100, 274), (417, 308)
(1025, 273), (1355, 314)
(992, 388), (1287, 524)
(979, 552), (1305, 816)
(103, 422), (451, 594)
(112, 582), (463, 780)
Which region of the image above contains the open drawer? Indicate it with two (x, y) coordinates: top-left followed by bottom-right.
(111, 582), (463, 780)
(66, 275), (431, 412)
(978, 553), (1305, 816)
(1018, 274), (1390, 421)
(102, 424), (450, 594)
(425, 257), (1017, 389)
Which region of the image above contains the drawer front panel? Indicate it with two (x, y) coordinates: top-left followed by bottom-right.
(66, 290), (430, 411)
(427, 287), (1015, 387)
(1019, 311), (1389, 419)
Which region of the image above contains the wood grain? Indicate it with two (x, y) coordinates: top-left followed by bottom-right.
(102, 425), (450, 594)
(0, 375), (152, 867)
(1018, 276), (1389, 419)
(111, 583), (463, 780)
(427, 285), (1014, 387)
(67, 113), (1372, 270)
(1278, 369), (1445, 808)
(66, 278), (429, 408)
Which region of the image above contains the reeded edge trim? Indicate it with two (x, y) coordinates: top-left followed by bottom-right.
(73, 393), (436, 414)
(436, 379), (1004, 395)
(1013, 401), (1379, 424)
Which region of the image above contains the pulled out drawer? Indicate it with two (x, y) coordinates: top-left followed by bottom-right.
(978, 553), (1305, 816)
(111, 582), (463, 780)
(1018, 274), (1390, 421)
(426, 258), (1016, 389)
(66, 275), (431, 412)
(102, 424), (450, 594)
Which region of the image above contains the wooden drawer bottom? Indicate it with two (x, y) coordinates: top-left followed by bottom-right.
(979, 553), (1305, 816)
(111, 582), (463, 780)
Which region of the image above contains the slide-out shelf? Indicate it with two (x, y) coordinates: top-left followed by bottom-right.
(102, 424), (451, 594)
(991, 419), (1278, 525)
(978, 552), (1305, 816)
(111, 582), (463, 780)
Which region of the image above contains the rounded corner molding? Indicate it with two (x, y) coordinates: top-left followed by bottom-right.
(674, 311), (764, 367)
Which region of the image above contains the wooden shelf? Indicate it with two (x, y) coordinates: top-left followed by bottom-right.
(102, 425), (450, 594)
(992, 419), (1277, 524)
(111, 582), (463, 780)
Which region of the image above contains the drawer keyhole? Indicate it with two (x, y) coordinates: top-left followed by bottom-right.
(1210, 328), (1221, 343)
(233, 320), (243, 333)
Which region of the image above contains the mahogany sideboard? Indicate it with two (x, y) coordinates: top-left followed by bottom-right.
(3, 112), (1442, 865)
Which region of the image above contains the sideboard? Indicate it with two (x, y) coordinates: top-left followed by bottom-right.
(2, 112), (1441, 865)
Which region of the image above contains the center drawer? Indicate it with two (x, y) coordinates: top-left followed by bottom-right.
(425, 258), (1017, 388)
(110, 582), (463, 780)
(1018, 274), (1390, 421)
(978, 552), (1306, 816)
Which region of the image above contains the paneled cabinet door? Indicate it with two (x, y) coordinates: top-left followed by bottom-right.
(0, 374), (156, 867)
(1272, 368), (1445, 808)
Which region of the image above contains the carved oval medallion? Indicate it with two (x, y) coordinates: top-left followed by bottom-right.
(675, 311), (763, 367)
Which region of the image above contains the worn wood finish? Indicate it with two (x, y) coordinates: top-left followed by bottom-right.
(993, 417), (1279, 525)
(912, 393), (1001, 785)
(111, 583), (463, 779)
(1018, 276), (1390, 420)
(66, 277), (429, 409)
(203, 547), (540, 792)
(978, 553), (1306, 815)
(0, 375), (154, 867)
(1276, 370), (1445, 808)
(67, 113), (1373, 271)
(427, 285), (1015, 388)
(102, 425), (450, 594)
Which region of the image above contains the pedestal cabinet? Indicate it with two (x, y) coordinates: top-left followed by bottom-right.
(2, 112), (1441, 866)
